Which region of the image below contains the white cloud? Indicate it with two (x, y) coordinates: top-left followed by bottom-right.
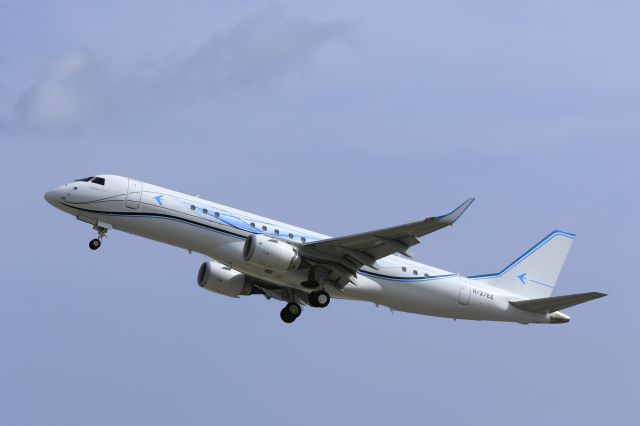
(11, 49), (108, 132)
(166, 8), (348, 98)
(5, 8), (349, 133)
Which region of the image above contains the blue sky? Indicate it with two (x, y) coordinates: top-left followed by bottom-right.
(1, 1), (637, 425)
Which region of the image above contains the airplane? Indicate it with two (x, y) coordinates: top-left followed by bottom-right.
(44, 175), (606, 324)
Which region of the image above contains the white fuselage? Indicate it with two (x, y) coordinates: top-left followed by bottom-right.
(45, 175), (556, 324)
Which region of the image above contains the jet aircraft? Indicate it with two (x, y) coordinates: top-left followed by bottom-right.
(45, 175), (606, 324)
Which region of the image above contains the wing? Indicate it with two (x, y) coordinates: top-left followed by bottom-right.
(298, 198), (474, 282)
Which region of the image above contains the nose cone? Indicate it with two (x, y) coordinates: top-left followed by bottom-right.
(44, 188), (63, 206)
(44, 190), (56, 205)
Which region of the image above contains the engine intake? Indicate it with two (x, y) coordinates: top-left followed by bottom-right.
(243, 234), (301, 271)
(197, 261), (252, 298)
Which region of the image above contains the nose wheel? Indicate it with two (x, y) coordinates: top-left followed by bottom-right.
(280, 302), (302, 323)
(89, 225), (108, 250)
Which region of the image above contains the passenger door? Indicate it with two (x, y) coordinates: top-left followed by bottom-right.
(125, 179), (143, 209)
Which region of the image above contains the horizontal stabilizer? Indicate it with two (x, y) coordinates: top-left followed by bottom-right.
(510, 292), (607, 314)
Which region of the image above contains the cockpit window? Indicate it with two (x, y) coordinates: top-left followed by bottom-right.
(74, 177), (94, 182)
(91, 177), (105, 185)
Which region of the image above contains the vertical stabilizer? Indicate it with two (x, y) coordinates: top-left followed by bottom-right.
(470, 230), (575, 299)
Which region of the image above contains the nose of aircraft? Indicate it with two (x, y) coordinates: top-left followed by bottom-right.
(44, 190), (56, 205)
(44, 187), (63, 206)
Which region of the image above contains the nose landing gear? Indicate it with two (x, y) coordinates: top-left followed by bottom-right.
(89, 225), (108, 251)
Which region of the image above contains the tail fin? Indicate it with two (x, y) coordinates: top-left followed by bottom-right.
(470, 230), (575, 299)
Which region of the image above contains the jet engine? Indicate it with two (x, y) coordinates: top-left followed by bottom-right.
(197, 261), (252, 298)
(243, 234), (301, 271)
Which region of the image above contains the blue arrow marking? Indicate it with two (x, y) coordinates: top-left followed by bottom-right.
(517, 273), (527, 284)
(154, 195), (164, 206)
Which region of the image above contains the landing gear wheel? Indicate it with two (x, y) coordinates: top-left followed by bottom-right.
(285, 302), (301, 317)
(280, 309), (295, 323)
(280, 302), (301, 323)
(89, 225), (108, 251)
(309, 290), (330, 308)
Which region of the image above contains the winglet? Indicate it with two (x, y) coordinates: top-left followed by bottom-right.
(436, 198), (475, 225)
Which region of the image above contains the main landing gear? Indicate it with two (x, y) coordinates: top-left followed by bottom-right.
(280, 302), (302, 323)
(301, 273), (319, 289)
(308, 290), (330, 308)
(279, 290), (331, 324)
(299, 268), (331, 307)
(89, 225), (108, 251)
(299, 267), (331, 307)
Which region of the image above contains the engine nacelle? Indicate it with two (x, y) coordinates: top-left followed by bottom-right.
(243, 234), (301, 271)
(197, 261), (252, 298)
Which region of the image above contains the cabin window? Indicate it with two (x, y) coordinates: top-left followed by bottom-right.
(275, 229), (280, 235)
(413, 270), (418, 275)
(91, 177), (105, 185)
(250, 222), (255, 228)
(401, 267), (407, 272)
(301, 237), (306, 243)
(288, 233), (294, 239)
(202, 208), (208, 214)
(214, 212), (220, 218)
(190, 205), (196, 210)
(424, 273), (430, 278)
(262, 225), (267, 231)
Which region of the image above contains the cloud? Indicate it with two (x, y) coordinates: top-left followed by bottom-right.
(11, 49), (109, 132)
(157, 8), (349, 101)
(5, 8), (349, 133)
